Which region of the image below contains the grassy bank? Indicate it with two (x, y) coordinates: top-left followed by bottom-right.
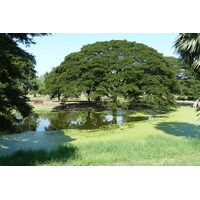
(40, 135), (200, 166)
(1, 107), (200, 166)
(1, 135), (200, 166)
(30, 103), (57, 112)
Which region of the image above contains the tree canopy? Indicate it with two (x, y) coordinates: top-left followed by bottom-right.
(165, 56), (200, 100)
(44, 69), (63, 101)
(174, 33), (200, 114)
(0, 33), (47, 121)
(49, 40), (179, 108)
(29, 75), (47, 97)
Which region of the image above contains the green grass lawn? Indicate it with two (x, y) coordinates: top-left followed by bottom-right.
(28, 102), (61, 112)
(1, 106), (200, 166)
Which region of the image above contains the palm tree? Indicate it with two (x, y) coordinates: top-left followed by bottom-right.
(175, 33), (200, 112)
(174, 33), (200, 71)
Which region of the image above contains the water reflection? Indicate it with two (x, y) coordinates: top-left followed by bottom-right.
(0, 110), (159, 135)
(0, 114), (40, 135)
(41, 111), (150, 131)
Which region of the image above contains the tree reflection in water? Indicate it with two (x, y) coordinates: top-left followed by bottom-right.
(0, 113), (40, 135)
(40, 110), (149, 131)
(0, 110), (151, 135)
(41, 111), (112, 130)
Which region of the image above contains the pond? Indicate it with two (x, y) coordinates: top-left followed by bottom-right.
(0, 110), (164, 155)
(1, 110), (163, 135)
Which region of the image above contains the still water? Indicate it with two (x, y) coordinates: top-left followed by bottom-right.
(1, 110), (160, 135)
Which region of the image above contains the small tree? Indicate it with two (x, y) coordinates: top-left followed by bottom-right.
(44, 68), (63, 101)
(29, 75), (46, 97)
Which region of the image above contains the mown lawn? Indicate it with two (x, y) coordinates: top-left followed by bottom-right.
(1, 106), (200, 166)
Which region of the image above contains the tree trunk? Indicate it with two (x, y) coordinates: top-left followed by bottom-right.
(113, 97), (117, 103)
(86, 91), (91, 103)
(95, 96), (101, 102)
(112, 110), (117, 124)
(58, 93), (61, 102)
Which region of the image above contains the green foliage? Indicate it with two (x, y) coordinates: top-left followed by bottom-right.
(44, 69), (63, 101)
(174, 33), (200, 118)
(102, 100), (129, 110)
(0, 33), (47, 121)
(174, 33), (200, 73)
(53, 40), (179, 108)
(29, 75), (46, 96)
(19, 64), (38, 96)
(36, 75), (46, 95)
(165, 56), (200, 100)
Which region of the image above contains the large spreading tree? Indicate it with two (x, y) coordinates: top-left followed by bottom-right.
(0, 33), (47, 121)
(53, 40), (179, 108)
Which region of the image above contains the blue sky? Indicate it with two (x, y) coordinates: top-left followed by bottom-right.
(21, 33), (179, 76)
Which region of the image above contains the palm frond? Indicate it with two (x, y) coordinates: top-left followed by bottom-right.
(174, 33), (200, 70)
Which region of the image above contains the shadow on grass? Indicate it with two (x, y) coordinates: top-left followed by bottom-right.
(52, 101), (105, 112)
(155, 122), (200, 138)
(51, 105), (65, 112)
(51, 102), (176, 115)
(0, 144), (78, 166)
(0, 130), (75, 156)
